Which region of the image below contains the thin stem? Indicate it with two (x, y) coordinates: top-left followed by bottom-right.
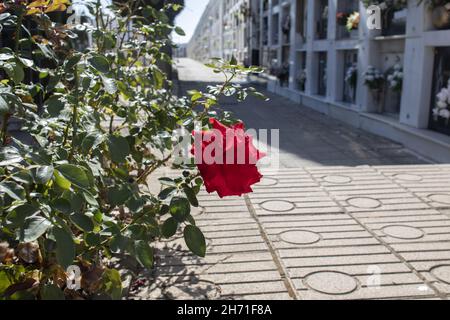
(136, 154), (172, 184)
(69, 68), (80, 160)
(109, 115), (114, 134)
(3, 9), (26, 145)
(14, 10), (24, 54)
(1, 114), (10, 146)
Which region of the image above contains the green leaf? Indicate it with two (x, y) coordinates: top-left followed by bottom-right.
(107, 185), (132, 207)
(6, 204), (40, 228)
(56, 164), (90, 189)
(64, 54), (82, 71)
(101, 75), (117, 94)
(53, 227), (75, 269)
(51, 198), (72, 214)
(44, 96), (65, 117)
(101, 269), (122, 300)
(69, 213), (94, 232)
(81, 132), (104, 153)
(183, 185), (199, 207)
(110, 234), (129, 254)
(0, 270), (12, 295)
(18, 216), (52, 242)
(85, 232), (101, 247)
(2, 61), (24, 84)
(0, 146), (22, 166)
(40, 284), (65, 300)
(82, 190), (98, 207)
(230, 55), (238, 66)
(159, 177), (176, 187)
(152, 69), (164, 89)
(161, 217), (178, 238)
(134, 240), (154, 270)
(0, 181), (25, 201)
(35, 166), (54, 184)
(107, 135), (130, 164)
(158, 187), (176, 200)
(174, 26), (186, 36)
(169, 197), (190, 222)
(0, 95), (10, 115)
(184, 225), (206, 257)
(88, 55), (110, 73)
(53, 170), (71, 190)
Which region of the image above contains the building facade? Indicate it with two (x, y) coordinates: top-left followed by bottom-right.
(188, 0), (450, 162)
(187, 0), (224, 61)
(187, 0), (256, 65)
(260, 0), (450, 162)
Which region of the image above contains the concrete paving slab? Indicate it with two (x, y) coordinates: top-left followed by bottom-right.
(133, 59), (450, 300)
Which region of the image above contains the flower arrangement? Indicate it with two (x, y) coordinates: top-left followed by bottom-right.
(386, 64), (403, 92)
(419, 0), (450, 9)
(433, 79), (450, 123)
(363, 66), (385, 90)
(345, 64), (358, 89)
(336, 12), (349, 26)
(297, 68), (307, 90)
(346, 11), (360, 31)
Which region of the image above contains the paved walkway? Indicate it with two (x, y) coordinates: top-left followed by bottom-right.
(133, 59), (450, 300)
(175, 58), (430, 168)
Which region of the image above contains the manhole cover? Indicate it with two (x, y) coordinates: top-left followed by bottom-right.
(260, 200), (295, 212)
(393, 174), (423, 182)
(257, 177), (279, 186)
(430, 265), (450, 284)
(323, 175), (352, 184)
(347, 197), (381, 209)
(279, 230), (321, 245)
(382, 225), (424, 240)
(304, 271), (359, 295)
(428, 194), (450, 205)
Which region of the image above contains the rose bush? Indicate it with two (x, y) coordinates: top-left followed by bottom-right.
(0, 0), (265, 300)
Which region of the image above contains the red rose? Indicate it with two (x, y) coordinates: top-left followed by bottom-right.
(192, 118), (265, 198)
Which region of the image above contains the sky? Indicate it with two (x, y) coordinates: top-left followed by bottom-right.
(172, 0), (209, 44)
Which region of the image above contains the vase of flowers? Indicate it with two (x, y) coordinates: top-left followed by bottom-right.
(363, 66), (385, 90)
(345, 64), (358, 89)
(386, 63), (403, 93)
(364, 66), (385, 107)
(346, 11), (360, 31)
(297, 68), (307, 91)
(433, 79), (450, 124)
(424, 0), (450, 30)
(336, 12), (348, 26)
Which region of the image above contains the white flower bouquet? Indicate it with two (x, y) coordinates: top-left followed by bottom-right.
(345, 63), (358, 88)
(297, 68), (307, 89)
(433, 79), (450, 123)
(363, 66), (384, 91)
(387, 64), (403, 92)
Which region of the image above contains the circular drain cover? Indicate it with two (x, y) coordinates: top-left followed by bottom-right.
(382, 225), (424, 240)
(305, 271), (358, 295)
(323, 175), (352, 184)
(257, 177), (279, 186)
(279, 230), (321, 245)
(394, 174), (423, 182)
(431, 265), (450, 285)
(260, 200), (295, 212)
(347, 197), (381, 209)
(428, 194), (450, 205)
